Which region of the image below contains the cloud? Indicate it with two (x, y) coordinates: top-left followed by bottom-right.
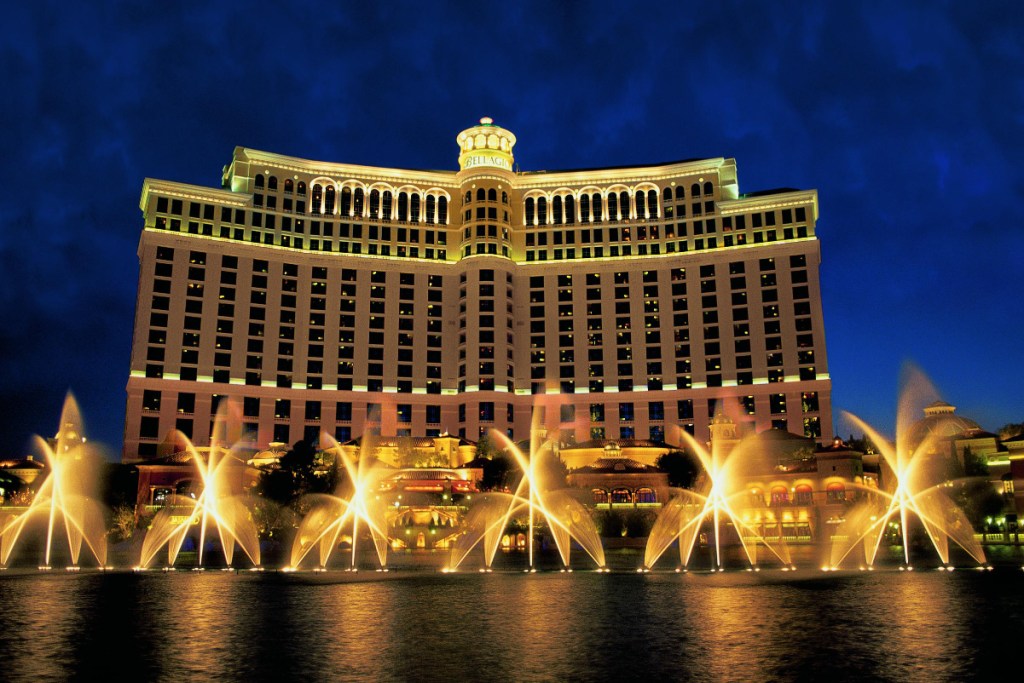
(1, 1), (1022, 453)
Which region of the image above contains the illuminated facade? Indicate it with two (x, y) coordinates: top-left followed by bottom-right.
(123, 118), (833, 463)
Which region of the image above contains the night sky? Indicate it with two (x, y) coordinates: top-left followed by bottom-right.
(2, 2), (1022, 458)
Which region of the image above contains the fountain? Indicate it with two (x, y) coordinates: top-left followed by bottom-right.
(829, 367), (987, 569)
(448, 425), (606, 572)
(0, 392), (108, 569)
(643, 418), (793, 571)
(286, 432), (390, 571)
(138, 399), (261, 569)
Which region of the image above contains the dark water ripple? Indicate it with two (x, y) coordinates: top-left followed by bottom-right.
(0, 569), (1021, 682)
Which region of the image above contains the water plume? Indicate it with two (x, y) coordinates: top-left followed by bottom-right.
(287, 432), (390, 570)
(644, 426), (792, 570)
(0, 392), (108, 568)
(829, 366), (986, 568)
(448, 415), (606, 571)
(138, 399), (261, 569)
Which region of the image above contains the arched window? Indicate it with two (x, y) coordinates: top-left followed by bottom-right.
(663, 187), (673, 202)
(501, 191), (508, 204)
(592, 193), (603, 221)
(592, 488), (609, 504)
(552, 195), (563, 225)
(647, 190), (658, 219)
(425, 195), (436, 224)
(794, 484), (813, 505)
(284, 178), (294, 194)
(340, 187), (352, 216)
(635, 190), (646, 219)
(268, 176), (278, 191)
(254, 174), (265, 189)
(465, 190), (472, 203)
(691, 183), (701, 198)
(580, 194), (590, 222)
(618, 191), (629, 219)
(611, 488), (632, 504)
(487, 188), (497, 201)
(537, 197), (548, 224)
(369, 189), (380, 219)
(703, 181), (713, 196)
(636, 487), (656, 504)
(353, 188), (364, 217)
(382, 191), (393, 220)
(770, 486), (789, 506)
(311, 184), (323, 214)
(525, 197), (535, 225)
(296, 181), (306, 195)
(410, 194), (421, 223)
(675, 186), (685, 200)
(749, 489), (765, 506)
(438, 196), (448, 224)
(477, 188), (486, 201)
(398, 192), (409, 222)
(826, 483), (846, 503)
(607, 193), (618, 220)
(324, 186), (336, 214)
(564, 195), (576, 224)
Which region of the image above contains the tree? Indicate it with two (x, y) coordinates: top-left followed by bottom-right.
(954, 479), (1007, 531)
(543, 451), (569, 489)
(656, 450), (700, 489)
(475, 433), (501, 459)
(625, 509), (654, 537)
(395, 437), (421, 469)
(109, 504), (138, 543)
(256, 467), (296, 506)
(846, 434), (877, 455)
(279, 440), (317, 483)
(256, 440), (332, 506)
(998, 422), (1024, 440)
(962, 446), (989, 477)
(101, 463), (139, 510)
(599, 509), (625, 538)
(480, 454), (515, 491)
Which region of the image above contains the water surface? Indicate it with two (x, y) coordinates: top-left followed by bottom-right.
(0, 567), (1020, 682)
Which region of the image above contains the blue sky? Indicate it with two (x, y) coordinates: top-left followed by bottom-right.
(1, 1), (1022, 455)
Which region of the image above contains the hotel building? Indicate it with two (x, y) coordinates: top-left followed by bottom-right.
(123, 118), (832, 463)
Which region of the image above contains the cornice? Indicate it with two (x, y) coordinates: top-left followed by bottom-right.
(236, 148), (460, 188)
(140, 179), (249, 211)
(512, 158), (732, 190)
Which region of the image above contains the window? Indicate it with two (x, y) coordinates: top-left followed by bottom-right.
(770, 486), (789, 506)
(139, 416), (160, 439)
(826, 483), (846, 503)
(611, 488), (631, 504)
(274, 399), (291, 420)
(794, 485), (813, 506)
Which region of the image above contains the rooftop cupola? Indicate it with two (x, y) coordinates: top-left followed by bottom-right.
(456, 117), (516, 172)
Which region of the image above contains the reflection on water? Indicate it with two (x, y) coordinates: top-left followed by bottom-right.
(0, 569), (1021, 681)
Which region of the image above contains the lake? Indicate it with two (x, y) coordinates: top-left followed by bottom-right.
(0, 556), (1022, 682)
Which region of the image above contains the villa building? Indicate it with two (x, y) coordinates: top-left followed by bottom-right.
(123, 118), (833, 463)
